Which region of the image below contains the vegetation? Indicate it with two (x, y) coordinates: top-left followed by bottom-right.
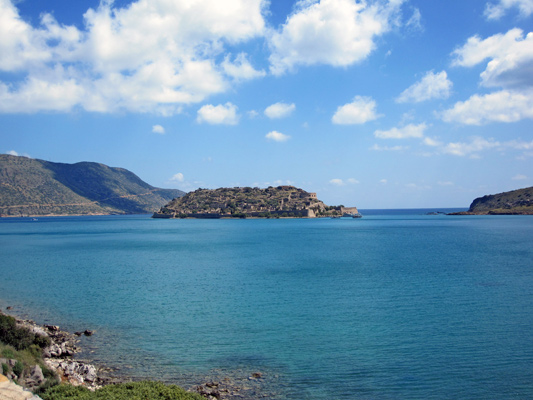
(0, 154), (184, 216)
(453, 186), (533, 215)
(41, 381), (204, 400)
(0, 313), (51, 350)
(154, 185), (351, 219)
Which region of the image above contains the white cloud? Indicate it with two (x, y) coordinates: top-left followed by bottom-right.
(197, 102), (240, 125)
(374, 123), (427, 139)
(152, 125), (165, 134)
(0, 0), (267, 114)
(438, 181), (454, 186)
(268, 0), (404, 75)
(396, 71), (452, 103)
(329, 178), (345, 186)
(452, 29), (533, 89)
(379, 179), (388, 184)
(446, 29), (533, 125)
(406, 7), (423, 31)
(370, 144), (409, 151)
(484, 0), (533, 19)
(423, 137), (442, 147)
(442, 136), (501, 157)
(170, 173), (185, 182)
(329, 178), (359, 186)
(265, 130), (290, 142)
(512, 174), (528, 180)
(6, 150), (18, 156)
(222, 53), (266, 81)
(332, 96), (380, 124)
(264, 102), (296, 119)
(441, 90), (533, 125)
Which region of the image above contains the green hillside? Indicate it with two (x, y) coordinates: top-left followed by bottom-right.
(0, 154), (184, 216)
(467, 186), (533, 215)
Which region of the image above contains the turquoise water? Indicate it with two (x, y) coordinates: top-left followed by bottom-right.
(1, 212), (533, 399)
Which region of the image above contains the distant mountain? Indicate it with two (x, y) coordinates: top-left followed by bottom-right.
(452, 187), (533, 215)
(0, 154), (185, 216)
(153, 186), (360, 218)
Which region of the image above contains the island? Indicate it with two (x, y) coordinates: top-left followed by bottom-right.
(450, 186), (533, 215)
(152, 186), (361, 219)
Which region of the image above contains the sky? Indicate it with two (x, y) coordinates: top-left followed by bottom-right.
(1, 0), (533, 208)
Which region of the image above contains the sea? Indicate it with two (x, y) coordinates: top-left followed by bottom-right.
(1, 210), (532, 399)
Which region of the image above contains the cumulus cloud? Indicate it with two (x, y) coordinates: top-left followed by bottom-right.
(452, 28), (533, 89)
(445, 29), (533, 125)
(374, 123), (427, 139)
(396, 71), (452, 103)
(0, 0), (267, 114)
(152, 125), (165, 134)
(222, 53), (266, 81)
(264, 102), (296, 119)
(442, 137), (501, 157)
(484, 0), (533, 19)
(265, 130), (290, 142)
(6, 150), (18, 156)
(170, 173), (185, 182)
(441, 90), (533, 125)
(332, 96), (380, 124)
(197, 103), (240, 125)
(268, 0), (404, 75)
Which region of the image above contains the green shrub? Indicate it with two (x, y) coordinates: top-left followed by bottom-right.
(42, 381), (204, 400)
(1, 346), (15, 359)
(13, 360), (23, 377)
(0, 313), (50, 350)
(2, 362), (8, 375)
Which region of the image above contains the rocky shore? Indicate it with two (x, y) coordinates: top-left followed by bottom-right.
(1, 309), (280, 399)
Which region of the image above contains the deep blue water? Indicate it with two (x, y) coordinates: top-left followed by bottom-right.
(1, 211), (533, 399)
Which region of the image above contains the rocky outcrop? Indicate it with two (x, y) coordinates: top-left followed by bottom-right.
(450, 186), (533, 215)
(7, 314), (110, 392)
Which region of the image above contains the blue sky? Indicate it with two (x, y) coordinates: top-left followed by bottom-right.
(1, 0), (532, 208)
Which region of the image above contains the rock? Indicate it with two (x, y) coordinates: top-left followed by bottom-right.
(74, 332), (82, 336)
(23, 365), (45, 388)
(83, 330), (93, 336)
(44, 325), (60, 332)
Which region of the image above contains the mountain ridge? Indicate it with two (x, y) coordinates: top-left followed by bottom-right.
(0, 154), (184, 216)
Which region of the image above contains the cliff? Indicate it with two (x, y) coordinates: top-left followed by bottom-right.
(153, 186), (359, 218)
(452, 186), (533, 215)
(0, 154), (184, 216)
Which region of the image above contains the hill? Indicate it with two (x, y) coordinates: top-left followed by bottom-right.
(153, 186), (360, 218)
(0, 154), (184, 216)
(452, 186), (533, 215)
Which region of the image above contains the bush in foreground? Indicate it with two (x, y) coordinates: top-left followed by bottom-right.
(41, 381), (204, 400)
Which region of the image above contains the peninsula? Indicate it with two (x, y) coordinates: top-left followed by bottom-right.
(0, 154), (184, 217)
(451, 186), (533, 215)
(153, 186), (360, 219)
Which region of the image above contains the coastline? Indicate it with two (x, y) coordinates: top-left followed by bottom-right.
(1, 307), (281, 400)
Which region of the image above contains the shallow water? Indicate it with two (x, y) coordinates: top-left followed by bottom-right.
(1, 211), (532, 399)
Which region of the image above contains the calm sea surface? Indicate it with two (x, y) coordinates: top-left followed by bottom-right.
(1, 211), (532, 399)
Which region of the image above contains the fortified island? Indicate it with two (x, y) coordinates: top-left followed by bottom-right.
(153, 186), (360, 219)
